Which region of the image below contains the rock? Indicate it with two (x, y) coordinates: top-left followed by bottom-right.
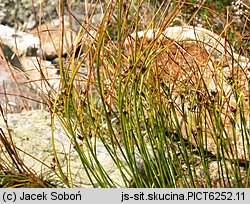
(68, 1), (105, 29)
(185, 160), (247, 187)
(0, 0), (104, 31)
(0, 24), (39, 57)
(0, 1), (106, 60)
(20, 57), (60, 94)
(128, 26), (250, 67)
(0, 0), (58, 30)
(0, 47), (60, 110)
(0, 59), (42, 113)
(31, 21), (77, 60)
(0, 44), (22, 69)
(0, 109), (247, 187)
(0, 110), (135, 187)
(126, 26), (250, 162)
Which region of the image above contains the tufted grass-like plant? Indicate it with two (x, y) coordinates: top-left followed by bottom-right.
(47, 0), (250, 187)
(42, 0), (249, 188)
(0, 105), (58, 188)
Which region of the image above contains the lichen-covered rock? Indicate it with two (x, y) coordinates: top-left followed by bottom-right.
(0, 110), (133, 187)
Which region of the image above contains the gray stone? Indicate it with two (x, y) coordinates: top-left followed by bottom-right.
(0, 0), (105, 32)
(0, 110), (135, 187)
(0, 24), (39, 56)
